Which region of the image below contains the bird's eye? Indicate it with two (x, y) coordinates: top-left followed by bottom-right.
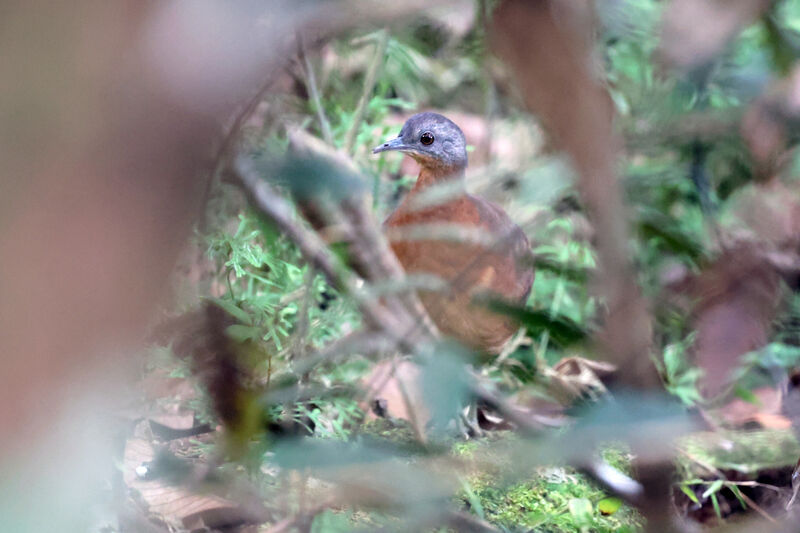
(420, 132), (435, 145)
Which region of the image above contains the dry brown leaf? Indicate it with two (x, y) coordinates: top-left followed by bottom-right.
(544, 356), (617, 403)
(742, 64), (800, 178)
(658, 0), (773, 71)
(361, 358), (431, 431)
(553, 356), (617, 377)
(714, 386), (790, 429)
(688, 244), (782, 399)
(123, 437), (267, 531)
(730, 181), (800, 248)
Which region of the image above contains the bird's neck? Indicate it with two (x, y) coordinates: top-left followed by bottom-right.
(411, 165), (466, 194)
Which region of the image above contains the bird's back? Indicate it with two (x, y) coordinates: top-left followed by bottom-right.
(385, 192), (533, 353)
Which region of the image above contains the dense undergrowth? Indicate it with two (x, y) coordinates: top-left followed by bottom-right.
(149, 1), (800, 530)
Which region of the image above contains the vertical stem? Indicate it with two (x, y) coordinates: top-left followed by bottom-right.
(344, 29), (390, 156)
(290, 267), (316, 364)
(298, 34), (334, 146)
(535, 277), (565, 362)
(199, 73), (278, 232)
(478, 0), (495, 164)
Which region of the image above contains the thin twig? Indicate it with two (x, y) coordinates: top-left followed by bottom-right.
(737, 490), (778, 524)
(298, 34), (334, 145)
(293, 331), (396, 376)
(343, 29), (390, 155)
(199, 72), (280, 232)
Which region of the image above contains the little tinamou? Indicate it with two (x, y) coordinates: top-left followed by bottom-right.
(374, 112), (534, 353)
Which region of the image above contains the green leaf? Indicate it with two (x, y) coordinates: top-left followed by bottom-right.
(418, 341), (473, 429)
(483, 299), (588, 347)
(636, 207), (704, 260)
(663, 343), (683, 379)
(267, 154), (366, 203)
(597, 497), (622, 516)
(226, 324), (261, 343)
(524, 511), (547, 526)
(733, 386), (761, 406)
(758, 343), (800, 368)
(729, 484), (747, 509)
(680, 484), (700, 504)
(702, 479), (724, 499)
(568, 498), (593, 526)
(533, 254), (590, 283)
(460, 478), (485, 520)
(558, 392), (694, 464)
(206, 297), (252, 325)
(710, 492), (722, 519)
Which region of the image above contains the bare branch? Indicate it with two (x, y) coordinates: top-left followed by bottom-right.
(491, 0), (659, 389)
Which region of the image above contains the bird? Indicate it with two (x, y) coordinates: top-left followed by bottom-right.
(373, 112), (534, 354)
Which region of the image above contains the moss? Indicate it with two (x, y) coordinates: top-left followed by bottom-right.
(453, 436), (643, 532)
(678, 429), (800, 475)
(452, 439), (480, 458)
(353, 426), (646, 531)
(462, 467), (642, 532)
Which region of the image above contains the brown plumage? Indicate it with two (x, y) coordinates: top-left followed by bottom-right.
(374, 112), (534, 353)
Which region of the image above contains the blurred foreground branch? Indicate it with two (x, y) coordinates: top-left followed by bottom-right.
(491, 2), (673, 531)
(491, 0), (658, 389)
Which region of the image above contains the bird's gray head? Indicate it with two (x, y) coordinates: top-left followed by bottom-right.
(372, 112), (467, 171)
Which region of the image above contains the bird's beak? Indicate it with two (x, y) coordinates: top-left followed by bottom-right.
(372, 136), (409, 155)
